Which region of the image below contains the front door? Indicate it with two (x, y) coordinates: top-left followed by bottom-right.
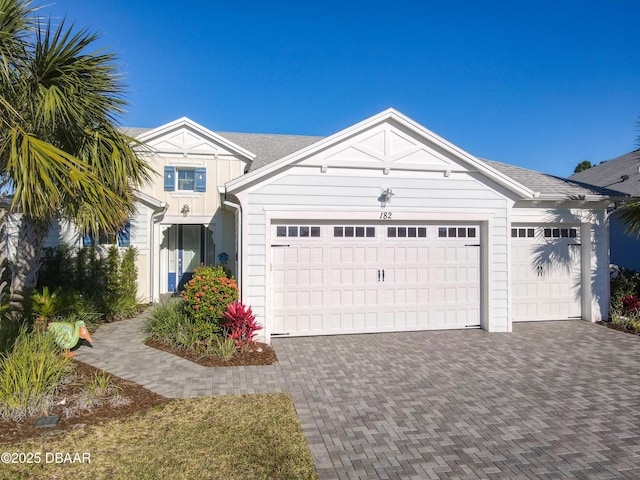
(167, 225), (207, 293)
(179, 225), (202, 290)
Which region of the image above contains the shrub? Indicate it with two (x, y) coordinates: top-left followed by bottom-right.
(146, 301), (194, 349)
(202, 335), (237, 361)
(38, 245), (76, 292)
(0, 266), (20, 355)
(181, 266), (238, 336)
(0, 328), (74, 421)
(622, 295), (640, 314)
(31, 286), (63, 329)
(222, 301), (262, 348)
(119, 247), (138, 301)
(83, 371), (122, 399)
(36, 244), (139, 322)
(0, 317), (22, 356)
(610, 268), (640, 314)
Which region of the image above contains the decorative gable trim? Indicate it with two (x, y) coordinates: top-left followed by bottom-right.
(136, 117), (256, 162)
(225, 108), (534, 198)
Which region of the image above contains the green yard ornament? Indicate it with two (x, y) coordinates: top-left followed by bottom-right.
(47, 320), (93, 357)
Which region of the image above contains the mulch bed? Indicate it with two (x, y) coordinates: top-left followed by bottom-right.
(145, 339), (278, 367)
(597, 320), (640, 336)
(0, 361), (172, 445)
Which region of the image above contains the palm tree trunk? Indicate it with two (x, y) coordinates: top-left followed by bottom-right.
(9, 216), (49, 313)
(0, 197), (8, 312)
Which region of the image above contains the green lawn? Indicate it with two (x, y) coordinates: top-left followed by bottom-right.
(1, 393), (318, 480)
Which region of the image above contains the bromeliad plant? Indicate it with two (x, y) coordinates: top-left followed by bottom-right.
(622, 295), (640, 314)
(222, 301), (262, 349)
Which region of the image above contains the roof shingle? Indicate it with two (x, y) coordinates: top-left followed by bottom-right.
(120, 124), (624, 199)
(569, 150), (640, 196)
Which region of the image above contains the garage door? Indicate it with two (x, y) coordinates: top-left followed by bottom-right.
(511, 225), (581, 321)
(271, 223), (480, 336)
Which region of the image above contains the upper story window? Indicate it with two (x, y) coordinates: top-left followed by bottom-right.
(164, 166), (206, 192)
(177, 168), (195, 191)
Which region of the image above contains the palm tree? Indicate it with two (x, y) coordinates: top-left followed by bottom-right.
(0, 0), (151, 311)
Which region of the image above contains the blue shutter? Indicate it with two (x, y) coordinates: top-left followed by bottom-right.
(195, 167), (206, 192)
(82, 234), (93, 247)
(164, 166), (175, 191)
(118, 223), (131, 247)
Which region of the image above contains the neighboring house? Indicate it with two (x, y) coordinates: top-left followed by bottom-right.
(9, 109), (624, 341)
(570, 150), (640, 271)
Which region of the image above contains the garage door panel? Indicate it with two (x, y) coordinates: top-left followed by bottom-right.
(310, 291), (323, 306)
(271, 222), (481, 336)
(511, 225), (581, 321)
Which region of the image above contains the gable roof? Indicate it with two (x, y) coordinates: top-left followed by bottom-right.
(226, 108), (536, 198)
(119, 113), (625, 201)
(569, 150), (640, 196)
(119, 125), (321, 169)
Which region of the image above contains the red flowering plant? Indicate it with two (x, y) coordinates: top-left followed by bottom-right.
(222, 301), (262, 349)
(181, 265), (239, 338)
(622, 295), (640, 315)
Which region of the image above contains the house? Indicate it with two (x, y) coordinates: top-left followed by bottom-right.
(13, 109), (623, 341)
(569, 150), (640, 271)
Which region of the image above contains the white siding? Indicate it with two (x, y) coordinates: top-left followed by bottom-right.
(239, 166), (513, 339)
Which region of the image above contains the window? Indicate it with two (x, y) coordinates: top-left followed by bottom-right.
(511, 228), (535, 238)
(387, 227), (426, 238)
(438, 226), (476, 238)
(276, 225), (321, 238)
(544, 227), (578, 239)
(177, 168), (195, 191)
(164, 166), (206, 192)
(333, 226), (375, 238)
(83, 223), (131, 247)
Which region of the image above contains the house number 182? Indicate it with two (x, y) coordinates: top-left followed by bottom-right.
(379, 212), (393, 220)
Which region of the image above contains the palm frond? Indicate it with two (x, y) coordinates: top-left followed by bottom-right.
(0, 0), (36, 79)
(617, 201), (640, 239)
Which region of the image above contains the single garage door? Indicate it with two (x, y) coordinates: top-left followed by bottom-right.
(511, 225), (581, 321)
(271, 222), (480, 336)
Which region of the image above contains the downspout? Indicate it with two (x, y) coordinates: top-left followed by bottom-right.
(223, 196), (242, 302)
(149, 202), (168, 303)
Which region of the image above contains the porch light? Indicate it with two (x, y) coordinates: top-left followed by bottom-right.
(380, 188), (394, 207)
(181, 204), (190, 216)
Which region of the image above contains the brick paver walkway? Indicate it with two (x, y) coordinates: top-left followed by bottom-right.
(76, 316), (640, 479)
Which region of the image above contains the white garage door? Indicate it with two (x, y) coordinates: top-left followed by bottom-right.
(271, 223), (481, 336)
(511, 225), (581, 321)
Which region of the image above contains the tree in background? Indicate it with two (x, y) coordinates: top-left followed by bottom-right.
(573, 160), (593, 173)
(0, 0), (151, 312)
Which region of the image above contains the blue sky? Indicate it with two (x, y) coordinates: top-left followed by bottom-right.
(44, 0), (639, 177)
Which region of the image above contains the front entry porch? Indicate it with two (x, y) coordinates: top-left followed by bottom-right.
(162, 224), (215, 293)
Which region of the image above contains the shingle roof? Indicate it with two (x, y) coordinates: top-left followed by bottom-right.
(482, 159), (627, 198)
(215, 132), (323, 170)
(119, 127), (151, 138)
(569, 150), (640, 196)
(119, 125), (624, 199)
(119, 127), (322, 170)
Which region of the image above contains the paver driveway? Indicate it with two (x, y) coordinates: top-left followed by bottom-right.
(273, 321), (640, 479)
(77, 318), (640, 479)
